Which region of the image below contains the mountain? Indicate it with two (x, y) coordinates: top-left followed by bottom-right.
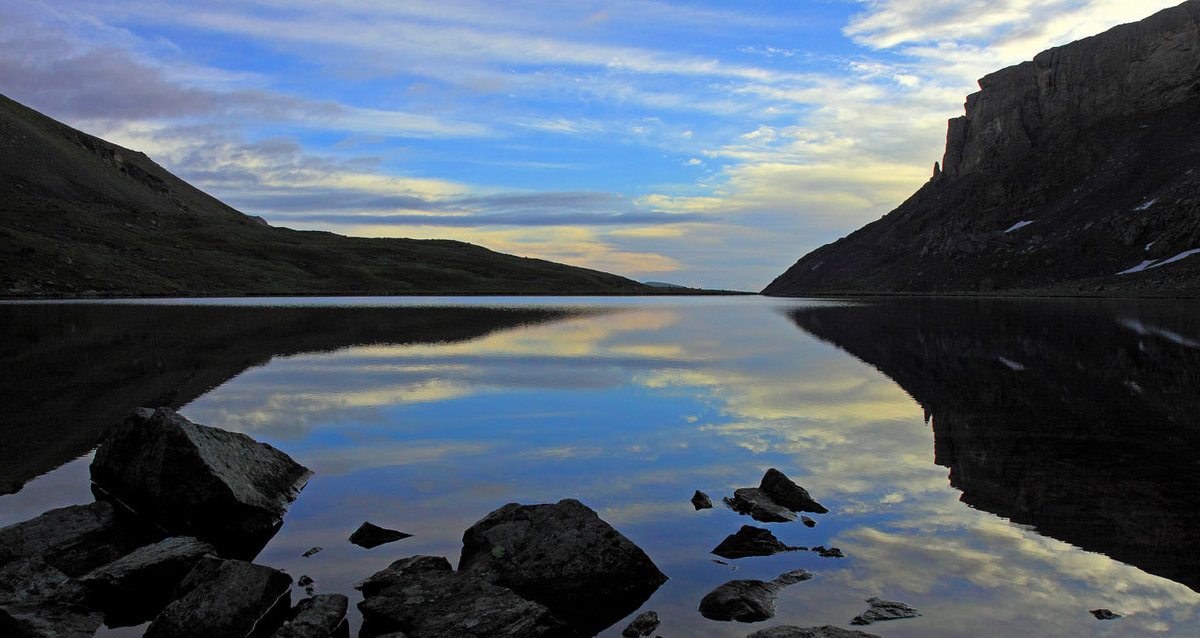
(0, 93), (651, 297)
(765, 1), (1200, 297)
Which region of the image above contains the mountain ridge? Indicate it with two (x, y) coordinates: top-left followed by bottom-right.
(0, 93), (656, 298)
(765, 0), (1200, 297)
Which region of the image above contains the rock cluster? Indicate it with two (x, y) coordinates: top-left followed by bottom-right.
(723, 468), (827, 522)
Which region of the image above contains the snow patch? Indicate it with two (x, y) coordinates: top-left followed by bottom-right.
(1133, 199), (1158, 211)
(1119, 318), (1200, 349)
(998, 357), (1025, 371)
(1145, 241), (1155, 252)
(1004, 220), (1035, 233)
(1151, 248), (1200, 269)
(1117, 259), (1157, 275)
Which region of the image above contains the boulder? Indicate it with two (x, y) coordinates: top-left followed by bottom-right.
(144, 556), (293, 638)
(0, 501), (147, 577)
(849, 597), (921, 625)
(356, 556), (575, 638)
(712, 526), (803, 559)
(698, 569), (812, 623)
(621, 610), (660, 637)
(80, 536), (215, 626)
(458, 499), (667, 634)
(724, 489), (797, 523)
(349, 522), (411, 549)
(271, 594), (349, 638)
(747, 626), (881, 638)
(692, 490), (714, 510)
(90, 408), (312, 558)
(760, 469), (827, 514)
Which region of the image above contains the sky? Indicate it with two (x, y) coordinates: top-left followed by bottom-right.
(0, 1), (1184, 290)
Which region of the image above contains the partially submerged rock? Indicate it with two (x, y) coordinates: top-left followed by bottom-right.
(356, 555), (574, 638)
(90, 408), (313, 558)
(271, 594), (349, 638)
(1090, 608), (1122, 620)
(849, 597), (920, 625)
(760, 469), (827, 514)
(724, 489), (797, 523)
(145, 556), (293, 638)
(621, 610), (660, 637)
(801, 516), (817, 528)
(698, 568), (812, 623)
(80, 536), (215, 626)
(459, 498), (667, 635)
(692, 490), (714, 510)
(812, 546), (845, 558)
(747, 625), (881, 638)
(349, 522), (411, 549)
(712, 526), (804, 559)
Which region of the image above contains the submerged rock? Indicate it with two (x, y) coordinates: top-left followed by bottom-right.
(724, 489), (797, 523)
(80, 536), (215, 626)
(747, 626), (881, 638)
(356, 555), (574, 638)
(621, 610), (660, 637)
(760, 469), (828, 514)
(1090, 608), (1122, 620)
(692, 490), (714, 510)
(271, 594), (349, 638)
(712, 526), (804, 559)
(459, 498), (667, 635)
(698, 569), (812, 623)
(850, 597), (921, 625)
(90, 408), (312, 558)
(145, 556), (293, 638)
(349, 522), (412, 549)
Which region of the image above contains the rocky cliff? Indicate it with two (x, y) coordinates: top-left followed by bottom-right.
(765, 0), (1200, 296)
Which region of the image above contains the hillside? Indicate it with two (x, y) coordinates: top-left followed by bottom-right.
(0, 94), (651, 297)
(765, 0), (1200, 297)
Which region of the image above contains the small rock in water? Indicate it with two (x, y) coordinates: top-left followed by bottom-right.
(801, 516), (817, 528)
(692, 490), (714, 510)
(724, 489), (797, 523)
(698, 569), (812, 623)
(759, 468), (828, 514)
(622, 610), (660, 637)
(747, 625), (881, 638)
(349, 522), (412, 549)
(301, 547), (323, 558)
(712, 525), (803, 559)
(1090, 608), (1122, 620)
(814, 546), (844, 558)
(850, 597), (920, 625)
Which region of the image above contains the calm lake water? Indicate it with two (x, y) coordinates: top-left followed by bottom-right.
(1, 296), (1198, 637)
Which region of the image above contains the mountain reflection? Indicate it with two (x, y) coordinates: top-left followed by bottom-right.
(787, 298), (1200, 592)
(0, 303), (583, 494)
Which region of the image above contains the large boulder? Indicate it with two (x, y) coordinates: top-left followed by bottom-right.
(698, 569), (813, 623)
(80, 536), (216, 626)
(90, 408), (312, 558)
(458, 499), (667, 635)
(356, 555), (575, 638)
(145, 556), (293, 638)
(271, 594), (349, 638)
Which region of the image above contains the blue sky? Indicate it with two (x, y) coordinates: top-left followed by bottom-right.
(0, 1), (1181, 289)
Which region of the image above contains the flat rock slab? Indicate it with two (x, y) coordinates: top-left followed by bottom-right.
(80, 535), (216, 626)
(747, 625), (881, 638)
(145, 556), (293, 638)
(850, 597), (920, 625)
(357, 556), (575, 638)
(713, 525), (804, 559)
(271, 594), (349, 638)
(349, 522), (411, 549)
(91, 408), (312, 558)
(459, 498), (667, 635)
(621, 610), (660, 637)
(699, 569), (812, 623)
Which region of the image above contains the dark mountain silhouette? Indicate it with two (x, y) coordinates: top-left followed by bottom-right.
(788, 298), (1200, 591)
(0, 93), (651, 297)
(766, 1), (1200, 296)
(0, 303), (583, 495)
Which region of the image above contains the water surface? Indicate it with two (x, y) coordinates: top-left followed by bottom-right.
(1, 296), (1197, 637)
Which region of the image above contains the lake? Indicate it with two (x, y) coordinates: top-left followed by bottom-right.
(1, 296), (1198, 637)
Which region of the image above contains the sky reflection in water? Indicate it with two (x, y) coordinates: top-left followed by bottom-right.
(4, 296), (1198, 636)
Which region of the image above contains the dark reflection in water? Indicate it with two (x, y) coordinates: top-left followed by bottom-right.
(0, 304), (582, 495)
(788, 298), (1200, 592)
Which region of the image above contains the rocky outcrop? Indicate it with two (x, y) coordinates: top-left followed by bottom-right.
(90, 408), (312, 558)
(765, 1), (1200, 297)
(458, 499), (667, 635)
(144, 556), (293, 638)
(698, 569), (813, 622)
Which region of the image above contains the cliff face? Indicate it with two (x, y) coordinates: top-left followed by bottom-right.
(766, 0), (1200, 296)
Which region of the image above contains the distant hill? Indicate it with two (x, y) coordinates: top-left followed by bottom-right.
(0, 93), (651, 297)
(765, 0), (1200, 297)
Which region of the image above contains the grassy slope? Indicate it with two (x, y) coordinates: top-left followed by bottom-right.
(0, 93), (652, 297)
